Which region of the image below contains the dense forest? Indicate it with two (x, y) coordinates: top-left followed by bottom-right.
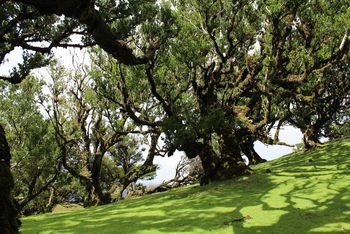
(0, 1), (349, 233)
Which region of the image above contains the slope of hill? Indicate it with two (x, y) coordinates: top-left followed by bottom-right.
(21, 137), (350, 233)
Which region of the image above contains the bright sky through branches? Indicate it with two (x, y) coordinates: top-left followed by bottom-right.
(0, 47), (303, 186)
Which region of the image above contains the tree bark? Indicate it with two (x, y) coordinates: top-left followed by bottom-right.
(0, 125), (20, 234)
(303, 125), (320, 150)
(240, 140), (267, 165)
(91, 154), (111, 205)
(216, 132), (253, 179)
(198, 141), (219, 185)
(196, 133), (253, 185)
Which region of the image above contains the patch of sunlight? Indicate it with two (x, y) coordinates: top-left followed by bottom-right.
(270, 179), (294, 187)
(133, 210), (167, 218)
(315, 205), (328, 211)
(331, 180), (350, 191)
(309, 222), (350, 233)
(239, 204), (288, 227)
(83, 223), (108, 228)
(290, 196), (317, 209)
(39, 231), (74, 234)
(260, 183), (294, 209)
(204, 206), (235, 213)
(61, 220), (81, 227)
(292, 183), (339, 204)
(136, 226), (232, 234)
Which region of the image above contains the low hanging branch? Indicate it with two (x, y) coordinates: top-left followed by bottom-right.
(13, 0), (155, 65)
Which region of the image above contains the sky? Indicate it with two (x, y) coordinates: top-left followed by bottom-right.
(1, 47), (304, 186)
(146, 125), (303, 185)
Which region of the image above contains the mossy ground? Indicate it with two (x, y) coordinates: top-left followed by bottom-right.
(21, 137), (350, 233)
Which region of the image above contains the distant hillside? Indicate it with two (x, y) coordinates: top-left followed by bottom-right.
(21, 137), (350, 234)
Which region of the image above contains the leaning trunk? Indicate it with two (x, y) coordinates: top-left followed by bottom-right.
(0, 125), (20, 234)
(303, 126), (320, 150)
(250, 147), (267, 165)
(240, 139), (267, 165)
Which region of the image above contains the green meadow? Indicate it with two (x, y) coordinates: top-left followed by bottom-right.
(21, 137), (350, 233)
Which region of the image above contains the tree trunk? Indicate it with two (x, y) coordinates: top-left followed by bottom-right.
(91, 154), (111, 205)
(46, 186), (55, 209)
(0, 125), (20, 234)
(236, 128), (266, 165)
(303, 126), (320, 150)
(198, 143), (218, 185)
(240, 140), (267, 165)
(197, 133), (252, 185)
(216, 132), (253, 179)
(250, 147), (267, 165)
(84, 182), (94, 206)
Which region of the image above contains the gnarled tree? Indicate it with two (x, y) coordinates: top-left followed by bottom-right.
(41, 61), (160, 205)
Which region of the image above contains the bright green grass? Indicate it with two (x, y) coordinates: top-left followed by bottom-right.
(21, 137), (350, 233)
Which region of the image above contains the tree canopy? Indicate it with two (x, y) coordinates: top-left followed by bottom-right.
(0, 1), (350, 233)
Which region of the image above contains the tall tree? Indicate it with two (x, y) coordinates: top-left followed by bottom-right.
(0, 78), (61, 215)
(260, 0), (350, 149)
(0, 1), (162, 231)
(41, 62), (159, 205)
(0, 124), (19, 234)
(91, 0), (350, 184)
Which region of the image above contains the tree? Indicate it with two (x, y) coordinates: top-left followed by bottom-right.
(40, 61), (160, 205)
(89, 0), (350, 184)
(323, 107), (350, 140)
(0, 2), (349, 223)
(166, 0), (350, 181)
(107, 136), (158, 199)
(268, 1), (350, 149)
(0, 124), (20, 234)
(0, 0), (170, 231)
(285, 59), (350, 149)
(0, 0), (163, 83)
(0, 78), (61, 215)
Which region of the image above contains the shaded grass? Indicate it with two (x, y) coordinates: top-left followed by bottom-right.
(21, 137), (350, 233)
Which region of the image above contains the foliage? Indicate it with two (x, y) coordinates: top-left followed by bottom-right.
(41, 61), (160, 205)
(0, 0), (349, 215)
(323, 105), (350, 140)
(0, 77), (61, 215)
(85, 0), (350, 184)
(0, 0), (172, 84)
(284, 58), (350, 148)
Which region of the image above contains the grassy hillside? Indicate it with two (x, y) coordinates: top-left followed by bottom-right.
(21, 137), (350, 233)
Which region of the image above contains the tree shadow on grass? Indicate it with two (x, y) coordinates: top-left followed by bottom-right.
(229, 139), (350, 233)
(230, 176), (350, 233)
(21, 176), (276, 233)
(21, 139), (350, 233)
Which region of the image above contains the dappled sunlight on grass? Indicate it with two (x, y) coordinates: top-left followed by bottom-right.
(21, 138), (350, 233)
(309, 223), (350, 233)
